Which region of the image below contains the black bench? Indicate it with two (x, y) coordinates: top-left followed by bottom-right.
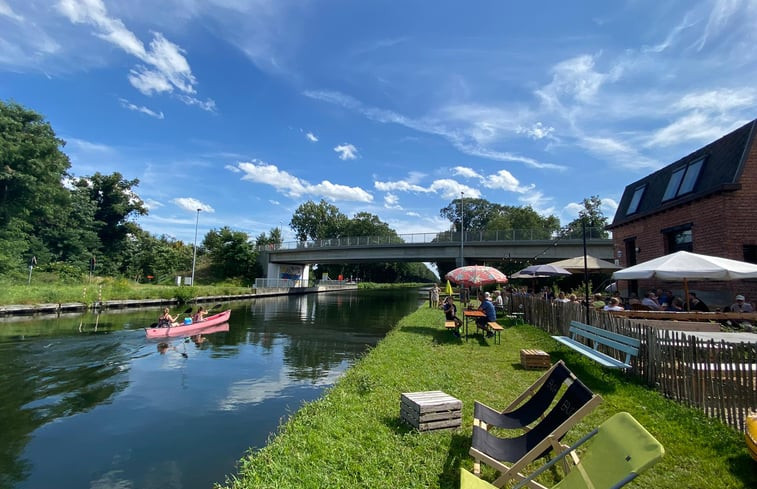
(552, 321), (639, 369)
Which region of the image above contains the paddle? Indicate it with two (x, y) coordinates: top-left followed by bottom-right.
(148, 306), (193, 329)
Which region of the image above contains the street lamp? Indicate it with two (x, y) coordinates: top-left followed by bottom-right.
(191, 208), (201, 287)
(460, 191), (465, 267)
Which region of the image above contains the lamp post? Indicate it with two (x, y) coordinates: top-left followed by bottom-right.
(191, 208), (201, 287)
(460, 191), (465, 267)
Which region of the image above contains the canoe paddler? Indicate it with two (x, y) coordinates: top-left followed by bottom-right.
(157, 307), (179, 328)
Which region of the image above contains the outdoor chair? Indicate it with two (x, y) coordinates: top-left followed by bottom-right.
(461, 411), (664, 489)
(473, 360), (574, 431)
(469, 377), (602, 488)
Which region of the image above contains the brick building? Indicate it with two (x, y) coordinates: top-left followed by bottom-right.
(607, 118), (757, 309)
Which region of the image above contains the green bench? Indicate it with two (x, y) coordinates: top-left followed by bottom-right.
(552, 321), (639, 369)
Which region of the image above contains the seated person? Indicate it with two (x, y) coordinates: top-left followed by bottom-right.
(688, 292), (709, 312)
(193, 306), (208, 322)
(157, 307), (178, 328)
(592, 293), (606, 309)
(476, 292), (497, 337)
(492, 290), (505, 310)
(554, 292), (571, 303)
(666, 297), (685, 312)
(641, 291), (661, 310)
(730, 294), (754, 313)
(441, 296), (462, 328)
(603, 297), (624, 311)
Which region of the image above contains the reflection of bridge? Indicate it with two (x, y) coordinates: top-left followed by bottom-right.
(258, 229), (615, 279)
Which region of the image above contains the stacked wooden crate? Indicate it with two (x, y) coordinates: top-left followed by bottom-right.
(400, 391), (462, 431)
(520, 349), (551, 369)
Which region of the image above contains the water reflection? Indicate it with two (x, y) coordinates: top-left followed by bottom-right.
(0, 288), (421, 489)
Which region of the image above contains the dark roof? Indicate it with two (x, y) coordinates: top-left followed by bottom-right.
(608, 118), (756, 229)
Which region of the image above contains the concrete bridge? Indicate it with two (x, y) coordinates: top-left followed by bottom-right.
(257, 229), (615, 282)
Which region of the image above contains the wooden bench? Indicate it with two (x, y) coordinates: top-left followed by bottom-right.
(552, 321), (639, 369)
(488, 322), (503, 344)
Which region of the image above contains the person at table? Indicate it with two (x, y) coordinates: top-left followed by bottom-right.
(730, 294), (754, 313)
(441, 296), (462, 328)
(476, 292), (497, 337)
(492, 290), (505, 310)
(603, 297), (624, 311)
(641, 290), (661, 310)
(554, 292), (570, 303)
(688, 292), (709, 312)
(592, 293), (606, 309)
(666, 297), (685, 312)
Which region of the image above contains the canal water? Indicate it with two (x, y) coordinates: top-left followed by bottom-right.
(0, 288), (422, 489)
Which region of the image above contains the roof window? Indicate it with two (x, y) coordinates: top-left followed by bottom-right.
(662, 157), (704, 201)
(626, 185), (645, 215)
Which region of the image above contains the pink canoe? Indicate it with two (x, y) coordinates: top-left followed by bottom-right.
(145, 310), (231, 338)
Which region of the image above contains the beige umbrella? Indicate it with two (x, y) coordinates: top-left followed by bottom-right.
(548, 255), (622, 273)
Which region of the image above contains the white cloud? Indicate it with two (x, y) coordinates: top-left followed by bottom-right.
(172, 197), (215, 213)
(57, 0), (205, 107)
(224, 164), (241, 173)
(119, 98), (164, 119)
(143, 198), (164, 211)
(236, 159), (373, 202)
(175, 94), (217, 112)
(305, 90), (561, 169)
(384, 193), (401, 209)
(334, 143), (358, 160)
(452, 166), (532, 193)
(0, 1), (23, 21)
(645, 112), (744, 147)
(516, 122), (555, 140)
(305, 132), (318, 142)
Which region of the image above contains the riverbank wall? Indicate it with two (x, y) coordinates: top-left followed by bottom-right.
(0, 283), (358, 317)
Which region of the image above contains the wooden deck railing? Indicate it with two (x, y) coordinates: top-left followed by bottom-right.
(508, 294), (756, 431)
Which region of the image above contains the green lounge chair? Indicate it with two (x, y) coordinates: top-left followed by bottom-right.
(461, 412), (664, 489)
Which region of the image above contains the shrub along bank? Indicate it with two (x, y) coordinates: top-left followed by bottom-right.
(218, 306), (756, 489)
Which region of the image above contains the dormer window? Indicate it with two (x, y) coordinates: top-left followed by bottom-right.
(626, 184), (645, 215)
(662, 157), (704, 201)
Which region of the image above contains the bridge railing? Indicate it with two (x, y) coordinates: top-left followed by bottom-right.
(255, 228), (610, 252)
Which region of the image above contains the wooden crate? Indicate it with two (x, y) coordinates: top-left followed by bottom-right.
(400, 391), (462, 431)
(520, 349), (551, 369)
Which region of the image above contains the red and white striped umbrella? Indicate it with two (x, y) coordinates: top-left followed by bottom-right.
(445, 265), (508, 288)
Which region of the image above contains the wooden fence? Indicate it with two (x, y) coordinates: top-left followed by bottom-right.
(508, 294), (757, 432)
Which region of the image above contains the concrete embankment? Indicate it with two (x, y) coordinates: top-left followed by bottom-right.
(0, 284), (357, 317)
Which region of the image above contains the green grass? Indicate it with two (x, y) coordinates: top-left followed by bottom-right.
(0, 277), (252, 306)
(217, 306), (756, 489)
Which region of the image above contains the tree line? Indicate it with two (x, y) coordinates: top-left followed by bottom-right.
(0, 100), (608, 286)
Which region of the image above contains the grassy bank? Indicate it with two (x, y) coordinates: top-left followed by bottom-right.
(218, 306), (755, 489)
(0, 278), (252, 306)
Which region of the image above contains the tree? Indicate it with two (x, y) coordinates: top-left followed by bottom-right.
(0, 101), (72, 274)
(439, 198), (500, 233)
(73, 172), (147, 273)
(0, 101), (71, 229)
(564, 196), (610, 239)
(203, 227), (259, 283)
(255, 227), (283, 248)
(289, 200), (348, 241)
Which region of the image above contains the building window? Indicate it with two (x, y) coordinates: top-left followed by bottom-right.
(745, 245), (757, 264)
(663, 225), (693, 253)
(626, 185), (645, 215)
(662, 157), (704, 201)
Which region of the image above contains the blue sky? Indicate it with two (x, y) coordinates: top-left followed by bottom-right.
(2, 1), (757, 244)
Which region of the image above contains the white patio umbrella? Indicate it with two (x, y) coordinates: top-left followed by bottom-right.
(611, 251), (757, 309)
(548, 255), (622, 273)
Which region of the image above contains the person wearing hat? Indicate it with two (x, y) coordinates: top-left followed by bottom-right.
(476, 292), (497, 338)
(730, 294), (754, 313)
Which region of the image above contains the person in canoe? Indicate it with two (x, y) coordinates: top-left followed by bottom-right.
(157, 307), (179, 328)
(193, 306), (208, 323)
